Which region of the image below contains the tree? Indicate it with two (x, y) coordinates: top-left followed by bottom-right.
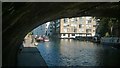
(96, 17), (119, 37)
(96, 17), (110, 37)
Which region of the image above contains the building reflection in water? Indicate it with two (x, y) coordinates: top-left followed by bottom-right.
(37, 39), (120, 66)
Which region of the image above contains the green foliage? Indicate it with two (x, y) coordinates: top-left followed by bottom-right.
(97, 17), (110, 37)
(97, 17), (118, 37)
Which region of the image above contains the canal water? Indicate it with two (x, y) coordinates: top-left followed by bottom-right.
(37, 38), (120, 66)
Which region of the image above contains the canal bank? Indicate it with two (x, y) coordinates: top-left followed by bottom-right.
(17, 35), (47, 67)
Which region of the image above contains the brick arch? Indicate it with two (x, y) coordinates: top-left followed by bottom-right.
(2, 2), (120, 66)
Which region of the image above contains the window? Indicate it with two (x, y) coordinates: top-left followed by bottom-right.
(55, 20), (60, 23)
(70, 18), (74, 22)
(70, 18), (78, 22)
(74, 18), (78, 22)
(93, 25), (96, 27)
(86, 29), (91, 33)
(67, 28), (70, 32)
(67, 24), (69, 27)
(74, 27), (77, 32)
(64, 25), (67, 27)
(88, 20), (91, 23)
(50, 27), (52, 29)
(64, 18), (68, 23)
(72, 34), (75, 36)
(64, 28), (67, 32)
(79, 24), (82, 28)
(50, 30), (52, 32)
(63, 34), (66, 36)
(86, 25), (91, 29)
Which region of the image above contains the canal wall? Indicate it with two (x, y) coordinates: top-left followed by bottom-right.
(17, 46), (47, 66)
(17, 35), (47, 67)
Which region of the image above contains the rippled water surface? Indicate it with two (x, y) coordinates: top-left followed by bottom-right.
(37, 38), (120, 66)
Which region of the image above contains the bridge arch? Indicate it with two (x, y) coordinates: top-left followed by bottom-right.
(2, 2), (120, 66)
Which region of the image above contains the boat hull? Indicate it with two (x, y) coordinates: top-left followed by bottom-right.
(100, 37), (120, 46)
(43, 39), (49, 42)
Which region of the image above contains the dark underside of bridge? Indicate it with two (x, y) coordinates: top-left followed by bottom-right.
(2, 2), (120, 66)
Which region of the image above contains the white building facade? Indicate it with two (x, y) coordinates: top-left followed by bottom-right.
(32, 22), (53, 36)
(60, 17), (97, 38)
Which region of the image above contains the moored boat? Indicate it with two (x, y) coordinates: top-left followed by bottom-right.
(100, 37), (120, 46)
(43, 36), (49, 42)
(35, 36), (44, 42)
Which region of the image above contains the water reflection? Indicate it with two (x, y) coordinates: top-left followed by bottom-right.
(37, 39), (120, 66)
